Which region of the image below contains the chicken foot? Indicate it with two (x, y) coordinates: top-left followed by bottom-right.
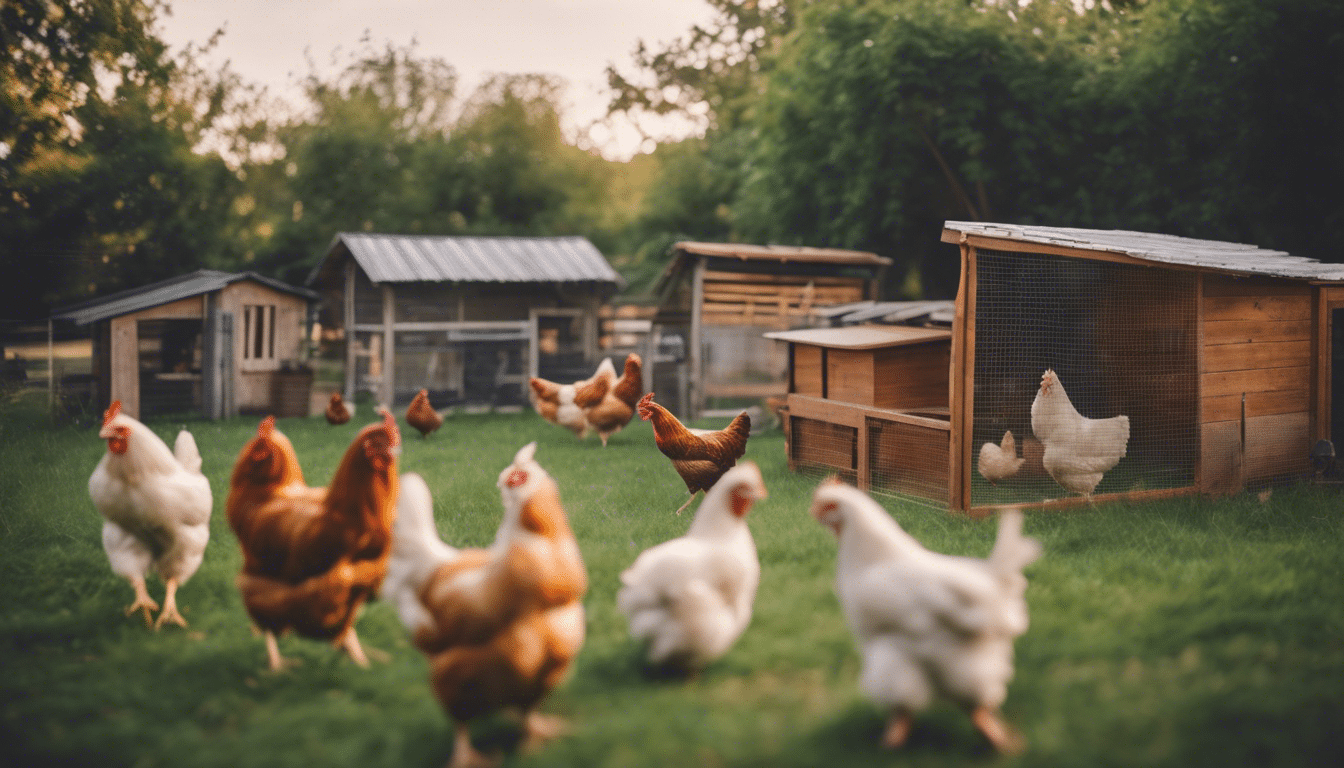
(264, 631), (299, 673)
(154, 578), (187, 629)
(124, 575), (159, 628)
(448, 723), (498, 768)
(971, 706), (1025, 754)
(881, 710), (913, 749)
(673, 491), (701, 516)
(336, 627), (389, 666)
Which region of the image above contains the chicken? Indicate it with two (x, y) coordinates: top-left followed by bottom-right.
(636, 391), (751, 515)
(406, 388), (444, 438)
(226, 410), (401, 671)
(810, 479), (1041, 753)
(582, 353), (644, 447)
(88, 401), (212, 629)
(1030, 369), (1130, 497)
(325, 392), (352, 425)
(978, 430), (1025, 485)
(617, 461), (766, 673)
(381, 443), (587, 768)
(529, 369), (609, 439)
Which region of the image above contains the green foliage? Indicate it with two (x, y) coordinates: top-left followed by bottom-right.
(1, 398), (1342, 767)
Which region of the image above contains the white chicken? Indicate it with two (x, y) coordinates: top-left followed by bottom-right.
(616, 461), (767, 672)
(810, 479), (1040, 753)
(89, 401), (213, 629)
(1030, 369), (1130, 497)
(978, 430), (1025, 485)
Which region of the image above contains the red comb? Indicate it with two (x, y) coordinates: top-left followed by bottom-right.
(102, 400), (122, 427)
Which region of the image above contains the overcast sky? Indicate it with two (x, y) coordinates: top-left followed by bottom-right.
(155, 0), (716, 159)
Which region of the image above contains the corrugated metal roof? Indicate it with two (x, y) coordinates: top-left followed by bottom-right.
(321, 233), (623, 285)
(52, 270), (317, 326)
(675, 241), (892, 266)
(765, 325), (951, 350)
(943, 221), (1344, 282)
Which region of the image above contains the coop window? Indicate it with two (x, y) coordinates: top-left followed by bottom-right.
(243, 304), (276, 362)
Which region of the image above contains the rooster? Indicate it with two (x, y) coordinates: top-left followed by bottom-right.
(325, 392), (352, 425)
(529, 368), (609, 439)
(811, 479), (1041, 753)
(637, 392), (752, 515)
(226, 411), (400, 671)
(88, 401), (212, 629)
(617, 461), (766, 673)
(582, 353), (644, 447)
(381, 443), (587, 768)
(978, 430), (1025, 485)
(1030, 369), (1130, 497)
(406, 388), (443, 438)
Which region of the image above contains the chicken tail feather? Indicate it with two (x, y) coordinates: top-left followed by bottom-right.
(988, 508), (1042, 578)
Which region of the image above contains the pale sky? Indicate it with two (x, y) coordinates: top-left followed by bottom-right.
(155, 0), (717, 160)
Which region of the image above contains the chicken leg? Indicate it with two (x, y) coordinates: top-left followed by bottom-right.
(521, 710), (568, 753)
(882, 710), (913, 749)
(124, 575), (159, 628)
(449, 723), (498, 768)
(673, 490), (701, 516)
(264, 631), (297, 673)
(154, 577), (187, 629)
(971, 706), (1025, 754)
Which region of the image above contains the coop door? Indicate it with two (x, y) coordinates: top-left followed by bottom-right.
(137, 318), (205, 418)
(532, 310), (588, 382)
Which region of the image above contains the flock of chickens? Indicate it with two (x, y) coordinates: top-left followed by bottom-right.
(87, 354), (1051, 766)
(979, 369), (1132, 498)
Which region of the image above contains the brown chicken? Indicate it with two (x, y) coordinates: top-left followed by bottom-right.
(583, 354), (643, 447)
(226, 410), (401, 671)
(382, 443), (587, 768)
(529, 372), (608, 439)
(406, 388), (444, 438)
(325, 392), (351, 425)
(637, 392), (752, 515)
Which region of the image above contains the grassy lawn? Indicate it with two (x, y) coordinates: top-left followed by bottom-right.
(1, 390), (1341, 768)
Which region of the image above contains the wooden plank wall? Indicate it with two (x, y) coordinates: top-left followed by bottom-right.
(701, 269), (866, 328)
(1200, 276), (1313, 492)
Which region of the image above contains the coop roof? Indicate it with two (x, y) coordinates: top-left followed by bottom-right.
(51, 269), (316, 326)
(942, 221), (1344, 282)
(764, 324), (951, 350)
(671, 241), (893, 267)
(313, 233), (623, 287)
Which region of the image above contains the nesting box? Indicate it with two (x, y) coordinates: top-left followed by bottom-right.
(774, 221), (1344, 512)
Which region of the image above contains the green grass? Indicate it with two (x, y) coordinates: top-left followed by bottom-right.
(2, 389), (1342, 768)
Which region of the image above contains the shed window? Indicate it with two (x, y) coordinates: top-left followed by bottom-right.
(243, 304), (276, 362)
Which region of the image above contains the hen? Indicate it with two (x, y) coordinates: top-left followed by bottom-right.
(382, 443), (587, 768)
(582, 353), (644, 447)
(617, 461), (766, 673)
(637, 392), (751, 515)
(978, 430), (1025, 485)
(529, 367), (609, 439)
(325, 392), (352, 425)
(226, 411), (401, 671)
(88, 401), (212, 629)
(810, 479), (1041, 753)
(1030, 369), (1130, 497)
(406, 388), (444, 438)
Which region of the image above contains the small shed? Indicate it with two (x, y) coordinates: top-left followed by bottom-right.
(779, 221), (1344, 512)
(651, 242), (892, 418)
(51, 270), (317, 420)
(307, 233), (623, 408)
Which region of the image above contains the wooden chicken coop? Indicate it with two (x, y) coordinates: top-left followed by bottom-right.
(651, 242), (891, 418)
(776, 221), (1344, 512)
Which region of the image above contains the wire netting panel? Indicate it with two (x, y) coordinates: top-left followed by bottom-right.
(972, 249), (1199, 505)
(868, 416), (950, 506)
(791, 416), (858, 484)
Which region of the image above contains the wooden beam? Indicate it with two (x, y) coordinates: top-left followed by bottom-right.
(689, 256), (705, 419)
(381, 284), (395, 407)
(344, 259), (356, 402)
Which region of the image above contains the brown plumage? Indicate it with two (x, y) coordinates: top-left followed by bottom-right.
(384, 444), (587, 768)
(226, 410), (401, 671)
(325, 392), (351, 425)
(637, 391), (751, 515)
(529, 371), (609, 439)
(406, 388), (443, 438)
(583, 354), (644, 447)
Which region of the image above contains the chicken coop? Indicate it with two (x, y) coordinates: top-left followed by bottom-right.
(651, 242), (891, 419)
(307, 234), (623, 409)
(50, 270), (317, 421)
(776, 222), (1344, 512)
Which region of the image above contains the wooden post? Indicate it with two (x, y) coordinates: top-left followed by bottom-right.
(689, 256), (706, 420)
(110, 315), (139, 419)
(948, 237), (973, 511)
(46, 318), (54, 412)
(381, 284), (395, 408)
(343, 259), (356, 402)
